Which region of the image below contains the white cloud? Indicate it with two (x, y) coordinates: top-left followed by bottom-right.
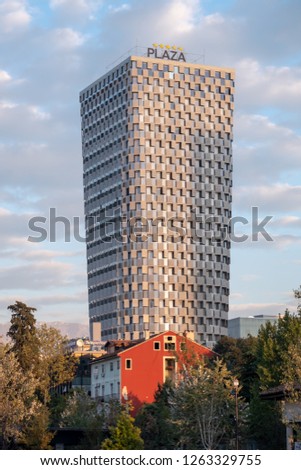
(52, 28), (86, 49)
(109, 3), (131, 14)
(0, 0), (31, 33)
(235, 183), (301, 213)
(236, 59), (301, 111)
(50, 0), (99, 10)
(49, 0), (103, 21)
(0, 70), (12, 83)
(160, 0), (200, 34)
(205, 13), (224, 25)
(28, 106), (51, 121)
(234, 113), (301, 186)
(0, 101), (17, 110)
(0, 208), (11, 217)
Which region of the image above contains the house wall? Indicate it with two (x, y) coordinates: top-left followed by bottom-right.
(119, 331), (213, 412)
(91, 356), (120, 401)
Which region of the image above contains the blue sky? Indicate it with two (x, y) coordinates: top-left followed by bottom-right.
(0, 0), (301, 325)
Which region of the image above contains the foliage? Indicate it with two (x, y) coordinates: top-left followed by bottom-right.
(170, 358), (238, 449)
(257, 310), (301, 394)
(214, 336), (259, 401)
(0, 347), (40, 449)
(60, 389), (100, 429)
(59, 389), (104, 449)
(36, 324), (78, 403)
(59, 390), (123, 449)
(135, 380), (179, 449)
(101, 409), (144, 450)
(7, 302), (77, 405)
(49, 394), (68, 428)
(2, 301), (78, 449)
(19, 404), (54, 450)
(247, 393), (286, 449)
(7, 301), (40, 372)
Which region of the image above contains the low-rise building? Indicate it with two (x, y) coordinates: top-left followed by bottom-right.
(91, 330), (214, 413)
(228, 315), (280, 339)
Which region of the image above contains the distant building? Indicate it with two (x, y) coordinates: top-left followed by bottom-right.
(55, 338), (105, 395)
(228, 315), (279, 339)
(90, 330), (213, 413)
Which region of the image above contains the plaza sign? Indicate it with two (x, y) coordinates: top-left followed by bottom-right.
(147, 44), (186, 62)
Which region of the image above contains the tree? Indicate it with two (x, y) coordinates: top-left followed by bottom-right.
(4, 302), (78, 449)
(257, 310), (301, 393)
(135, 380), (179, 449)
(19, 405), (54, 450)
(35, 324), (78, 403)
(59, 390), (123, 449)
(170, 358), (238, 449)
(247, 394), (286, 449)
(7, 302), (77, 404)
(101, 409), (144, 450)
(214, 336), (258, 401)
(0, 347), (40, 449)
(7, 301), (40, 371)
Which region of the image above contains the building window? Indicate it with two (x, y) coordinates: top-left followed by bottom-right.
(154, 342), (160, 350)
(110, 362), (113, 371)
(125, 359), (132, 370)
(164, 342), (176, 351)
(164, 336), (176, 351)
(164, 358), (176, 381)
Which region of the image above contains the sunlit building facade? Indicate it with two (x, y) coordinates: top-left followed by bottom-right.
(80, 52), (234, 348)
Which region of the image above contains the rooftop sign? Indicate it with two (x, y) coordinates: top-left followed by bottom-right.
(147, 43), (186, 62)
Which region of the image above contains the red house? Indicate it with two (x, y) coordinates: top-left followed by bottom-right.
(91, 331), (214, 413)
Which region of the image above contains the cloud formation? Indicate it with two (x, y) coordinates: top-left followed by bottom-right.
(0, 0), (300, 326)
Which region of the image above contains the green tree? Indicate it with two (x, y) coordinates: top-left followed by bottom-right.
(214, 336), (258, 401)
(101, 409), (144, 450)
(0, 347), (40, 449)
(257, 310), (301, 393)
(135, 380), (178, 449)
(170, 358), (238, 449)
(19, 405), (54, 450)
(247, 393), (286, 449)
(36, 324), (78, 403)
(7, 301), (40, 371)
(59, 390), (123, 449)
(4, 302), (78, 449)
(7, 302), (77, 404)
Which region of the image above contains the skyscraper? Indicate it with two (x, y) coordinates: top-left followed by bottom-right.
(80, 48), (234, 348)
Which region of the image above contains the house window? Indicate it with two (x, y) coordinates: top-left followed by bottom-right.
(164, 358), (176, 381)
(164, 342), (175, 351)
(110, 362), (113, 371)
(154, 342), (160, 350)
(125, 359), (132, 370)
